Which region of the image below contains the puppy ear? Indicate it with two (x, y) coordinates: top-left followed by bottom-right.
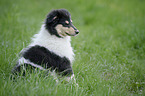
(46, 10), (60, 24)
(53, 16), (57, 20)
(47, 16), (58, 23)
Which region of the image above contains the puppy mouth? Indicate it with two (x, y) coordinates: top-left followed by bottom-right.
(65, 32), (77, 36)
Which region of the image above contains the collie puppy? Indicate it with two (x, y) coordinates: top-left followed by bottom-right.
(12, 9), (79, 82)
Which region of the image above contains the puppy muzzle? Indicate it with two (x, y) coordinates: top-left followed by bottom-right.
(71, 24), (79, 35)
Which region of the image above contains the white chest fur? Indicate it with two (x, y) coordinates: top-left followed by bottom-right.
(29, 25), (74, 63)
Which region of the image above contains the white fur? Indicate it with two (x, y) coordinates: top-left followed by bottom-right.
(29, 24), (74, 63)
(64, 74), (75, 82)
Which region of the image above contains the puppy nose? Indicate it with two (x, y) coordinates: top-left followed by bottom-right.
(75, 30), (79, 34)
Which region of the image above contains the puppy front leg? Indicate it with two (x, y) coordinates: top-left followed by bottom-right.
(64, 74), (78, 86)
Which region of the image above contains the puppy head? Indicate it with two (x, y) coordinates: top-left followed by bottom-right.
(45, 9), (79, 37)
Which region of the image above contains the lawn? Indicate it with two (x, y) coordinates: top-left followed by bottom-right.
(0, 0), (145, 95)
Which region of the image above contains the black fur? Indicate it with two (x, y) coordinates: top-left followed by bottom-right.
(14, 45), (73, 76)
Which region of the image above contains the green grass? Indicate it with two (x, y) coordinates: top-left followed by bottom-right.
(0, 0), (145, 95)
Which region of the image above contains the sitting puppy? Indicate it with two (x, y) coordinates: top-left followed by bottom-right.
(12, 9), (79, 82)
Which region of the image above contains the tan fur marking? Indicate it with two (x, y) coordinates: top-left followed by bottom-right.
(65, 21), (69, 24)
(55, 24), (76, 37)
(53, 16), (57, 20)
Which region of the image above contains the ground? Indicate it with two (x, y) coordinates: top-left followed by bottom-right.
(0, 0), (145, 95)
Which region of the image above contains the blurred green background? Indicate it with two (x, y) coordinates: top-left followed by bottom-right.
(0, 0), (145, 96)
